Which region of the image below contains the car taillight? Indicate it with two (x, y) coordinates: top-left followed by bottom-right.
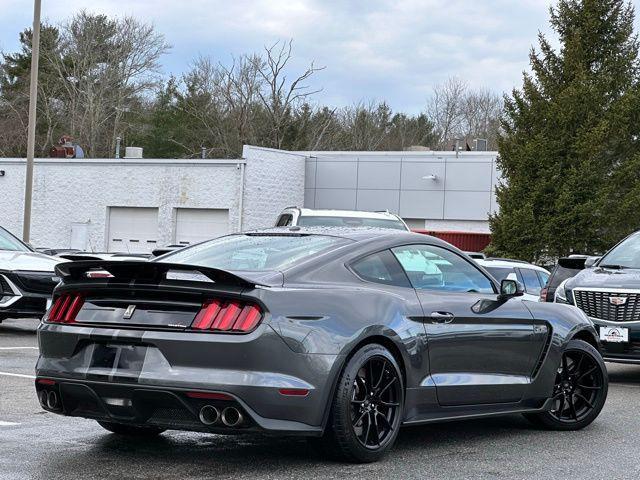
(47, 293), (84, 323)
(191, 299), (263, 333)
(540, 287), (548, 302)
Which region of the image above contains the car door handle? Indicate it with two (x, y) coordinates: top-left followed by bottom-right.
(430, 311), (455, 324)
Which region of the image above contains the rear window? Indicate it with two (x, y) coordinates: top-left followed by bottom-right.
(548, 266), (580, 288)
(160, 234), (349, 271)
(297, 216), (406, 230)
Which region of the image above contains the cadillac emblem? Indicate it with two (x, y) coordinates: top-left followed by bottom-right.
(609, 296), (627, 306)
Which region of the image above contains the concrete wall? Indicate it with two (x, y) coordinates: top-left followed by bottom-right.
(241, 145), (306, 230)
(301, 150), (499, 233)
(0, 158), (244, 250)
(0, 148), (308, 250)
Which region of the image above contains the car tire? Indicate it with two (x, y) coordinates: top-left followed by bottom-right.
(322, 343), (404, 463)
(97, 421), (166, 437)
(524, 339), (608, 430)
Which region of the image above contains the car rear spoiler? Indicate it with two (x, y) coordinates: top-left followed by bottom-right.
(54, 260), (275, 288)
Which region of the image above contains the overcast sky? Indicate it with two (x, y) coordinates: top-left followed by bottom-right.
(0, 0), (578, 113)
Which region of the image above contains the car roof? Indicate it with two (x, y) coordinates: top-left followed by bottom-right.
(476, 258), (550, 273)
(283, 207), (401, 220)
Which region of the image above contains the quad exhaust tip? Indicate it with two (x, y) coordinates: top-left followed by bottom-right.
(46, 391), (58, 410)
(221, 407), (243, 427)
(198, 405), (220, 425)
(38, 391), (48, 408)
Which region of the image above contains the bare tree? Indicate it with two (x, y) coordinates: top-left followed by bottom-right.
(254, 40), (324, 149)
(426, 77), (467, 149)
(426, 77), (502, 150)
(45, 11), (169, 157)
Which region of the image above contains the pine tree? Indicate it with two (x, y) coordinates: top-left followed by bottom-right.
(489, 0), (640, 261)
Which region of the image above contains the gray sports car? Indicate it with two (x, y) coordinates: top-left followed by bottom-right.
(35, 228), (608, 462)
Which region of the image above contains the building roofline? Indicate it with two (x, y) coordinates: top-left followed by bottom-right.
(0, 158), (245, 167)
(296, 150), (498, 157)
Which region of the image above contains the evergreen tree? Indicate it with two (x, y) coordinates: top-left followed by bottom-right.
(490, 0), (640, 261)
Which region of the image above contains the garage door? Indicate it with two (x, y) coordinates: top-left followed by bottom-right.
(175, 208), (229, 246)
(107, 207), (158, 253)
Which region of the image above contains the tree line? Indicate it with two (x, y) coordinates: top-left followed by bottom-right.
(490, 0), (640, 261)
(0, 11), (501, 159)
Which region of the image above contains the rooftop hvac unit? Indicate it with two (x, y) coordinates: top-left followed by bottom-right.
(474, 139), (488, 151)
(124, 147), (143, 159)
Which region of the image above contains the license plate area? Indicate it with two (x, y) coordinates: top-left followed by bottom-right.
(599, 326), (629, 343)
(87, 343), (148, 379)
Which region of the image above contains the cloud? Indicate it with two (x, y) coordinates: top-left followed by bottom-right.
(4, 0), (633, 113)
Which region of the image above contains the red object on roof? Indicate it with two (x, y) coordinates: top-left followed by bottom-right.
(412, 230), (492, 252)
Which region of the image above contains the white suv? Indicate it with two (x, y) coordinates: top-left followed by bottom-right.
(475, 258), (550, 302)
(275, 208), (410, 231)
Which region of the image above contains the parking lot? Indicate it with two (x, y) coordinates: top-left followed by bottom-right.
(0, 319), (638, 479)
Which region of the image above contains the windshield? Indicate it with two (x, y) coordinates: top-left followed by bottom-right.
(159, 234), (349, 271)
(298, 216), (406, 230)
(0, 227), (31, 252)
(599, 232), (640, 269)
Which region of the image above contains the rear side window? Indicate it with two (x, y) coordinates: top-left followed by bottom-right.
(537, 271), (550, 288)
(520, 268), (543, 295)
(484, 266), (517, 283)
(351, 250), (411, 288)
(276, 214), (293, 227)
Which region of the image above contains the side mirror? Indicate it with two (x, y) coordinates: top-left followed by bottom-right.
(584, 256), (601, 268)
(499, 279), (524, 300)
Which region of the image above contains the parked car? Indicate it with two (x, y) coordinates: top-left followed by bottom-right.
(36, 228), (606, 462)
(0, 226), (61, 322)
(464, 251), (486, 259)
(151, 244), (187, 258)
(57, 252), (151, 262)
(275, 207), (410, 231)
(554, 230), (640, 364)
(540, 255), (589, 302)
(35, 248), (83, 257)
(475, 258), (550, 301)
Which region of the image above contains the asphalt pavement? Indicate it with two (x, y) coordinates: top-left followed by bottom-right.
(1, 318), (640, 480)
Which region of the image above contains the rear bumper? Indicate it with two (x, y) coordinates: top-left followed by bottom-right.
(35, 322), (342, 435)
(35, 378), (323, 435)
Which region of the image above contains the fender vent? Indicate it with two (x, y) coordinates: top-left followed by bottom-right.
(531, 327), (552, 379)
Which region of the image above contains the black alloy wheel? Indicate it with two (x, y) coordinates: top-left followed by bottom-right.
(322, 343), (404, 463)
(524, 339), (608, 430)
(549, 347), (604, 423)
(350, 356), (401, 449)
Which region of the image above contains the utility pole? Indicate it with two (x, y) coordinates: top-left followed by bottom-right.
(22, 0), (42, 243)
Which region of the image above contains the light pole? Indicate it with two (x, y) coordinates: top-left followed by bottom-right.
(22, 0), (42, 243)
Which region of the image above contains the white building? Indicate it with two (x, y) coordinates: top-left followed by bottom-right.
(0, 146), (499, 252)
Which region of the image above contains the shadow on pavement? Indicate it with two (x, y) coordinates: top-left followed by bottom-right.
(0, 318), (39, 335)
(32, 415), (536, 478)
(606, 363), (640, 385)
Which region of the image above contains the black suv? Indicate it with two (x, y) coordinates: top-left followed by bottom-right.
(540, 256), (588, 302)
(556, 231), (640, 364)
